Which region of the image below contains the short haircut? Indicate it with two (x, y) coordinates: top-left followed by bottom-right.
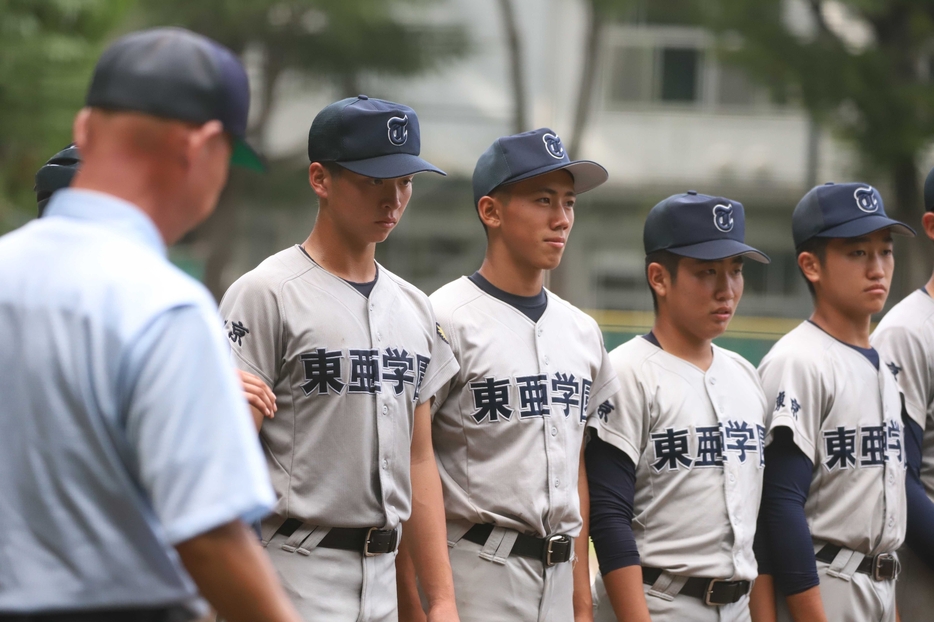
(795, 237), (829, 297)
(645, 249), (683, 313)
(319, 161), (343, 178)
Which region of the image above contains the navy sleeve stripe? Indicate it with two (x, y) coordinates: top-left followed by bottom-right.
(586, 434), (641, 575)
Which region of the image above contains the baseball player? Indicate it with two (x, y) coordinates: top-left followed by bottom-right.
(218, 95), (460, 621)
(33, 143), (279, 426)
(0, 28), (301, 622)
(397, 127), (616, 622)
(751, 182), (914, 622)
(870, 167), (934, 622)
(587, 192), (771, 622)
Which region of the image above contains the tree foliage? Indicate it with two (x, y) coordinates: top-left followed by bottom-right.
(701, 0), (934, 290)
(0, 0), (132, 231)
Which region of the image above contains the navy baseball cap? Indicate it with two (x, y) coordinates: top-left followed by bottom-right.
(35, 144), (80, 217)
(472, 128), (608, 206)
(306, 95), (445, 179)
(792, 182), (915, 248)
(86, 28), (265, 172)
(644, 191), (770, 263)
(924, 167), (934, 212)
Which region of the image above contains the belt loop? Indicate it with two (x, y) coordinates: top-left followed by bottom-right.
(826, 547), (863, 581)
(478, 526), (517, 565)
(260, 515), (289, 547)
(647, 570), (687, 602)
(295, 525), (330, 556)
(446, 519), (473, 548)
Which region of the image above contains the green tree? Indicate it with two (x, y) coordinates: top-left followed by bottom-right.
(0, 0), (133, 232)
(132, 0), (468, 297)
(701, 0), (934, 297)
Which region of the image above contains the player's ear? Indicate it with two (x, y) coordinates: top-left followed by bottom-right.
(798, 251), (821, 289)
(646, 262), (669, 300)
(477, 195), (502, 230)
(308, 162), (330, 201)
(922, 211), (934, 243)
(72, 108), (92, 152)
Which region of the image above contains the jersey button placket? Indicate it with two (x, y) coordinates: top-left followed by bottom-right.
(369, 301), (393, 526)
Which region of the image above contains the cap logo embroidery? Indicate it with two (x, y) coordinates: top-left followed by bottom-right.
(543, 133), (565, 159)
(713, 203), (734, 233)
(387, 115), (408, 146)
(854, 186), (879, 213)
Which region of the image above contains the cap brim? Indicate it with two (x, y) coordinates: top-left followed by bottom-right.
(336, 153), (446, 179)
(816, 215), (916, 240)
(499, 160), (608, 196)
(231, 138), (267, 173)
(668, 239), (771, 264)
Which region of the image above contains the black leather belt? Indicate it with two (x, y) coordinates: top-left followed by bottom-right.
(462, 523), (572, 567)
(0, 608), (185, 622)
(815, 544), (899, 581)
(642, 567), (751, 606)
(277, 518), (398, 556)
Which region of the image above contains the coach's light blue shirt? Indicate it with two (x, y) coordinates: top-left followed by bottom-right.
(0, 189), (275, 614)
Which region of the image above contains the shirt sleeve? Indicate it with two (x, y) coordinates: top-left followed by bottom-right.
(758, 351), (831, 462)
(756, 428), (820, 595)
(218, 273), (283, 387)
(872, 325), (932, 430)
(586, 353), (646, 467)
(586, 340), (624, 422)
(586, 433), (640, 575)
(121, 305), (275, 545)
(416, 317), (460, 407)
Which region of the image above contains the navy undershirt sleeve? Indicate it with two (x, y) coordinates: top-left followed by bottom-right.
(586, 434), (641, 575)
(904, 413), (934, 570)
(755, 428), (820, 595)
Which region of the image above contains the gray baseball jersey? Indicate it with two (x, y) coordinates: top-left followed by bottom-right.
(429, 276), (621, 538)
(759, 321), (906, 556)
(219, 245), (458, 530)
(587, 337), (767, 582)
(872, 288), (934, 495)
(872, 289), (934, 622)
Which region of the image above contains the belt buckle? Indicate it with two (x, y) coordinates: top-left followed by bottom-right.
(704, 579), (730, 606)
(544, 534), (571, 567)
(873, 553), (899, 581)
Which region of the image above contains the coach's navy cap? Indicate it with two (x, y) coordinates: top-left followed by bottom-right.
(472, 128), (608, 206)
(924, 167), (934, 212)
(644, 191), (770, 263)
(792, 182), (915, 248)
(86, 28), (265, 172)
(307, 95), (444, 178)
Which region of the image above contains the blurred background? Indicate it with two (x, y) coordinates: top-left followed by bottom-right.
(3, 0), (934, 363)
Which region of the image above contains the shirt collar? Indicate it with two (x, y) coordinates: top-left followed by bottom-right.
(44, 189), (167, 256)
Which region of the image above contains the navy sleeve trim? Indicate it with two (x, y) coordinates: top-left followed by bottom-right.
(586, 434), (641, 575)
(904, 414), (934, 570)
(756, 428), (820, 595)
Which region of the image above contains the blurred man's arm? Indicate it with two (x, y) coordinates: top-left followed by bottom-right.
(176, 520), (301, 622)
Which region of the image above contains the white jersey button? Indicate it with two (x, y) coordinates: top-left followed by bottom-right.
(382, 405), (389, 415)
(544, 355), (550, 365)
(382, 459), (389, 470)
(537, 328), (543, 337)
(554, 479), (560, 488)
(551, 427), (558, 436)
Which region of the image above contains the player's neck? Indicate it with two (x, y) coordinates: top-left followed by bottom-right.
(809, 300), (871, 348)
(477, 250), (545, 297)
(303, 218), (377, 283)
(652, 314), (714, 371)
(925, 271), (934, 298)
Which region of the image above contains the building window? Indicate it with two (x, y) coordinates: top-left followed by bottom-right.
(660, 47), (700, 102)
